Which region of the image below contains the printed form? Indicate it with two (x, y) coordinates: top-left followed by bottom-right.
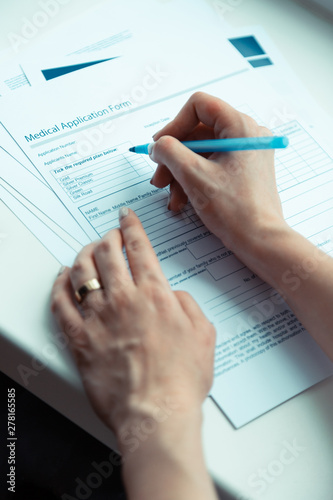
(1, 62), (333, 428)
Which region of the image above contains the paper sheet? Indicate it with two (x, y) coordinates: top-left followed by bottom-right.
(0, 181), (79, 265)
(20, 0), (237, 88)
(2, 58), (332, 427)
(0, 147), (90, 247)
(223, 26), (333, 150)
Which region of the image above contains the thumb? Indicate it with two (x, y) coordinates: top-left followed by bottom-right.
(150, 135), (208, 197)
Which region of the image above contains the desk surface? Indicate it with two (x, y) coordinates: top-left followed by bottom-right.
(0, 1), (333, 499)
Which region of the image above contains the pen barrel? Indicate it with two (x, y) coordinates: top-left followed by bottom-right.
(182, 136), (288, 152)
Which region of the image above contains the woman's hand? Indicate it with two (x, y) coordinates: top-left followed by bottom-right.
(150, 91), (287, 260)
(151, 91), (333, 362)
(51, 208), (215, 448)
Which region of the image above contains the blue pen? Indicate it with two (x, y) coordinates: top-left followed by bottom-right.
(129, 136), (289, 154)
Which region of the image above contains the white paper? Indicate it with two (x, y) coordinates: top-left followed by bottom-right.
(223, 26), (333, 144)
(0, 147), (90, 248)
(21, 0), (237, 88)
(0, 181), (78, 266)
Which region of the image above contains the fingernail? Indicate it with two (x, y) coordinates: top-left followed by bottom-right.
(58, 265), (67, 276)
(152, 130), (161, 140)
(119, 207), (129, 220)
(148, 142), (155, 161)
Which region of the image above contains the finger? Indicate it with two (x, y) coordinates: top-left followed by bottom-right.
(151, 124), (215, 189)
(155, 122), (215, 144)
(151, 123), (215, 191)
(70, 242), (101, 293)
(151, 163), (173, 188)
(174, 290), (216, 384)
(168, 179), (188, 212)
(119, 208), (169, 287)
(150, 135), (209, 198)
(182, 124), (217, 160)
(51, 268), (87, 354)
(181, 123), (215, 142)
(93, 228), (133, 293)
(259, 125), (273, 137)
(153, 92), (246, 141)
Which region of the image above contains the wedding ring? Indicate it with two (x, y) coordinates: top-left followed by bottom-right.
(75, 278), (102, 304)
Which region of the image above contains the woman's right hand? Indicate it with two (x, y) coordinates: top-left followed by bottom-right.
(150, 91), (287, 261)
(151, 92), (333, 362)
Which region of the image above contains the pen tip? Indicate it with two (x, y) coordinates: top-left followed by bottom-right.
(129, 147), (135, 152)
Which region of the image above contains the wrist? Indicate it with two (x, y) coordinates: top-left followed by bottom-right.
(239, 222), (325, 308)
(231, 219), (292, 268)
(117, 404), (203, 459)
(119, 407), (212, 500)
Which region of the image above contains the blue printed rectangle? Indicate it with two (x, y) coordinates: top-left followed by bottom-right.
(249, 57), (273, 68)
(229, 36), (266, 57)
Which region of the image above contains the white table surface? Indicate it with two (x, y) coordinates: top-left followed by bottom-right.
(0, 1), (332, 499)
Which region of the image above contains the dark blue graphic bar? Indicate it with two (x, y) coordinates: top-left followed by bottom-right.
(41, 57), (119, 81)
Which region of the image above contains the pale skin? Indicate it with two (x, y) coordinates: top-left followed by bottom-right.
(51, 92), (333, 500)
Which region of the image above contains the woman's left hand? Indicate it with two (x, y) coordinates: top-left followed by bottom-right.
(51, 208), (216, 450)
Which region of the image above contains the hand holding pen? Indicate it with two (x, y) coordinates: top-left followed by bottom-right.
(141, 91), (287, 261)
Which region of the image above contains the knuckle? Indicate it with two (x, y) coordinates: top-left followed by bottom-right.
(95, 229), (121, 256)
(186, 154), (202, 171)
(94, 237), (112, 255)
(205, 97), (225, 118)
(64, 320), (81, 339)
(149, 284), (172, 309)
(155, 135), (175, 154)
(112, 274), (132, 293)
(225, 114), (258, 138)
(141, 280), (169, 305)
(240, 114), (259, 135)
(71, 258), (86, 275)
(259, 125), (273, 137)
(111, 286), (131, 309)
(127, 236), (145, 253)
(246, 115), (259, 128)
(197, 319), (216, 346)
(178, 290), (191, 301)
(191, 91), (206, 104)
(192, 91), (203, 100)
(115, 276), (133, 296)
(220, 117), (243, 138)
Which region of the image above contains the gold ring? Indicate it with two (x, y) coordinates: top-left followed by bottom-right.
(75, 278), (102, 304)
